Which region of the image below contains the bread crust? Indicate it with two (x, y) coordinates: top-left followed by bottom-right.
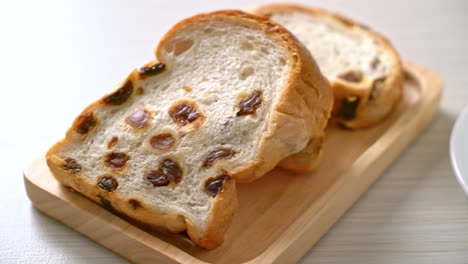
(46, 10), (332, 248)
(278, 135), (324, 173)
(253, 4), (403, 172)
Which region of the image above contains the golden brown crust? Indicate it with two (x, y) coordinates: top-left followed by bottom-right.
(46, 10), (331, 248)
(185, 176), (237, 249)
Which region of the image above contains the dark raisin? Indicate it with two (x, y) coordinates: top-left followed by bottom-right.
(338, 71), (363, 83)
(204, 174), (230, 197)
(146, 159), (183, 187)
(136, 87), (144, 95)
(370, 77), (386, 100)
(237, 91), (262, 116)
(129, 199), (142, 210)
(98, 195), (113, 211)
(104, 152), (129, 170)
(103, 79), (133, 105)
(160, 159), (182, 183)
(371, 58), (380, 70)
(76, 112), (97, 134)
(169, 101), (202, 126)
(125, 109), (150, 129)
(203, 149), (235, 168)
(146, 170), (170, 187)
(63, 158), (81, 174)
(107, 136), (118, 149)
(150, 134), (175, 150)
(139, 62), (166, 77)
(97, 176), (118, 192)
(342, 96), (360, 120)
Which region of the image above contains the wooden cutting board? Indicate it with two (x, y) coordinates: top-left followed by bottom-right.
(24, 61), (442, 264)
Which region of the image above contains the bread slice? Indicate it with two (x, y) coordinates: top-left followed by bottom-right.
(252, 4), (403, 130)
(252, 4), (403, 173)
(46, 10), (332, 248)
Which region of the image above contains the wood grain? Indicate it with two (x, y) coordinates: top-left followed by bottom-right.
(24, 62), (442, 264)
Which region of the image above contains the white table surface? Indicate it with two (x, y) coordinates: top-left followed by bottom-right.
(1, 0), (468, 263)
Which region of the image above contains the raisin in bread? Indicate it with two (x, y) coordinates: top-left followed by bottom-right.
(46, 10), (332, 249)
(252, 4), (403, 129)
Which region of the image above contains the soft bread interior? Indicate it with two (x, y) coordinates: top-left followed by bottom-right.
(270, 11), (393, 82)
(52, 20), (290, 231)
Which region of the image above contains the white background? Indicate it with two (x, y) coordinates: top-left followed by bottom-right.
(1, 0), (468, 263)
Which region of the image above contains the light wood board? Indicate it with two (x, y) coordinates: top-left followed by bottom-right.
(24, 61), (442, 264)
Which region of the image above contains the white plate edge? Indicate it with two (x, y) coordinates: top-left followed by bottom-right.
(450, 105), (468, 196)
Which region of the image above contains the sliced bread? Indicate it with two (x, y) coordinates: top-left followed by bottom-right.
(253, 4), (403, 173)
(253, 4), (403, 129)
(46, 10), (332, 248)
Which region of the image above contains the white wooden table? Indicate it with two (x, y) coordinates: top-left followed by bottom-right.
(1, 0), (467, 263)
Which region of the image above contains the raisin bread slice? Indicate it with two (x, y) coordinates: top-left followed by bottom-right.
(253, 4), (403, 173)
(253, 4), (403, 129)
(46, 10), (332, 248)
